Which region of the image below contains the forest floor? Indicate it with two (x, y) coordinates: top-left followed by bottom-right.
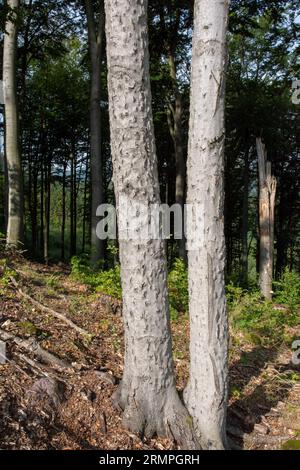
(0, 256), (300, 451)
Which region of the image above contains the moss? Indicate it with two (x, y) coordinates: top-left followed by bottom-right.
(281, 440), (300, 450)
(18, 321), (38, 336)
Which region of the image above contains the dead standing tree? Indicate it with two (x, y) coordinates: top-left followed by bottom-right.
(256, 137), (277, 300)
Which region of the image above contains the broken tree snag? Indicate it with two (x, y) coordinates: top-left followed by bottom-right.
(104, 0), (199, 449)
(0, 328), (70, 369)
(256, 137), (277, 300)
(9, 276), (90, 337)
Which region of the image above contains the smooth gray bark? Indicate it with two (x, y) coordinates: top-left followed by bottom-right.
(104, 0), (197, 448)
(256, 137), (277, 300)
(4, 0), (24, 248)
(184, 0), (230, 450)
(85, 0), (105, 264)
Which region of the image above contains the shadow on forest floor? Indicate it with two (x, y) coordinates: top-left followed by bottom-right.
(228, 344), (299, 445)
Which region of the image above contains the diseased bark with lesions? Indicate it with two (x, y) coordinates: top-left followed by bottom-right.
(4, 0), (24, 248)
(184, 0), (230, 450)
(85, 0), (105, 264)
(256, 137), (277, 300)
(104, 0), (198, 448)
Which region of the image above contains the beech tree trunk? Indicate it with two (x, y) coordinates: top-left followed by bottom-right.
(184, 0), (230, 450)
(256, 137), (277, 300)
(85, 0), (105, 264)
(104, 0), (197, 448)
(4, 0), (24, 248)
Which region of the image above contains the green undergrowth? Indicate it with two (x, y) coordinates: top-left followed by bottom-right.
(227, 275), (299, 346)
(281, 440), (300, 450)
(70, 255), (300, 346)
(71, 254), (122, 299)
(0, 258), (17, 296)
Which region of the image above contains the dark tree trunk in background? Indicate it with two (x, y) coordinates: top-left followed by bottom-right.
(40, 162), (44, 254)
(82, 157), (89, 253)
(159, 6), (187, 262)
(275, 181), (290, 278)
(224, 151), (233, 278)
(19, 0), (33, 143)
(85, 0), (105, 265)
(166, 52), (186, 262)
(241, 147), (250, 285)
(32, 167), (38, 254)
(43, 159), (51, 264)
(70, 148), (77, 257)
(61, 162), (66, 260)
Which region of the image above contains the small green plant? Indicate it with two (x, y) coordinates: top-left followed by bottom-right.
(18, 320), (38, 336)
(281, 440), (300, 450)
(71, 255), (122, 298)
(228, 290), (286, 346)
(226, 283), (245, 308)
(0, 263), (17, 296)
(168, 258), (188, 317)
(0, 233), (5, 253)
(18, 321), (50, 339)
(70, 254), (91, 279)
(94, 266), (122, 299)
(45, 274), (61, 288)
(230, 386), (242, 399)
(274, 268), (300, 315)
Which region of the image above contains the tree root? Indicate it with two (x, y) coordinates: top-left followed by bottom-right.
(112, 381), (200, 450)
(10, 276), (90, 337)
(0, 328), (70, 369)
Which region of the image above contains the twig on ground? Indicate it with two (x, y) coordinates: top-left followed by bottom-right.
(0, 328), (71, 370)
(9, 276), (90, 337)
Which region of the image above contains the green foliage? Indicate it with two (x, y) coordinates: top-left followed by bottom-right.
(228, 288), (295, 346)
(45, 274), (61, 289)
(168, 258), (189, 320)
(71, 254), (299, 338)
(281, 440), (300, 451)
(274, 269), (300, 315)
(70, 254), (91, 278)
(71, 254), (122, 299)
(94, 267), (122, 299)
(0, 261), (17, 296)
(0, 233), (6, 254)
(18, 321), (49, 340)
(226, 283), (244, 307)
